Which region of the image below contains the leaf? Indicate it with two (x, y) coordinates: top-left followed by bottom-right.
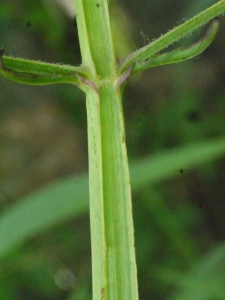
(0, 174), (89, 258)
(131, 18), (219, 75)
(159, 244), (225, 300)
(0, 49), (89, 85)
(130, 137), (225, 190)
(1, 137), (225, 258)
(119, 0), (225, 73)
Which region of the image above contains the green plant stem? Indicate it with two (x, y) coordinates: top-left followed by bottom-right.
(74, 0), (138, 299)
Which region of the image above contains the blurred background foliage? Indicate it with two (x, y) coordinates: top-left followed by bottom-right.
(0, 0), (225, 299)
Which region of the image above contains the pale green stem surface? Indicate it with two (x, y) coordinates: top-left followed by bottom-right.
(73, 0), (138, 299)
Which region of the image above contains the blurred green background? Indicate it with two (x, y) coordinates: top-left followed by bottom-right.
(1, 0), (225, 299)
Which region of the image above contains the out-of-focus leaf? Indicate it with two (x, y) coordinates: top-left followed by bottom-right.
(1, 137), (225, 258)
(130, 137), (225, 190)
(0, 174), (88, 258)
(159, 243), (225, 300)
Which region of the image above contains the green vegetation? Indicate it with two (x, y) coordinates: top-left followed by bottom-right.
(1, 0), (225, 299)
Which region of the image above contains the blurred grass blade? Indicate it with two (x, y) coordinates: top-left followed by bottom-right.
(160, 244), (225, 300)
(0, 174), (89, 258)
(0, 137), (225, 258)
(130, 137), (225, 191)
(132, 18), (219, 75)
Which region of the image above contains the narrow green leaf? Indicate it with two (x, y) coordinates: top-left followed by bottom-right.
(132, 18), (219, 75)
(2, 54), (84, 75)
(0, 174), (89, 259)
(130, 137), (225, 191)
(0, 49), (89, 85)
(119, 0), (225, 73)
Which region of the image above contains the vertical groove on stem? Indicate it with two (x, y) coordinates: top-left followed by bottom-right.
(74, 0), (139, 299)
